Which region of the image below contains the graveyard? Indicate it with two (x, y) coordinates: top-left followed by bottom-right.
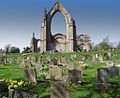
(0, 50), (120, 98)
(0, 0), (120, 98)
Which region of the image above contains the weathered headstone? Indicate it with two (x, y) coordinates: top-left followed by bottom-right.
(14, 92), (37, 98)
(106, 61), (113, 67)
(96, 54), (99, 60)
(51, 80), (69, 98)
(109, 66), (119, 77)
(67, 65), (82, 84)
(61, 56), (67, 64)
(98, 55), (103, 62)
(19, 59), (37, 84)
(97, 68), (109, 83)
(107, 50), (112, 60)
(50, 59), (58, 65)
(8, 89), (15, 98)
(97, 68), (111, 90)
(49, 66), (62, 80)
(68, 69), (82, 84)
(0, 82), (7, 93)
(24, 68), (37, 84)
(82, 56), (86, 61)
(57, 57), (61, 64)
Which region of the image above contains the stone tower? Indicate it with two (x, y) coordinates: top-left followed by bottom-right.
(30, 33), (38, 53)
(40, 2), (76, 53)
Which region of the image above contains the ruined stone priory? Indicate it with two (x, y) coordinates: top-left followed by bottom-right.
(30, 2), (92, 53)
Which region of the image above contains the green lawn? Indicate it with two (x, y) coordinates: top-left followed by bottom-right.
(1, 51), (120, 97)
(0, 63), (24, 80)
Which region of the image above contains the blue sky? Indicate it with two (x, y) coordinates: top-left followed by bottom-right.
(0, 0), (120, 50)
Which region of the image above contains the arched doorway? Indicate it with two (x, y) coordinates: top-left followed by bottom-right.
(40, 2), (76, 53)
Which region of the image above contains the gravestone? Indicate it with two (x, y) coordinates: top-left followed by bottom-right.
(82, 56), (86, 61)
(107, 50), (112, 60)
(14, 92), (37, 98)
(97, 68), (109, 83)
(19, 59), (37, 84)
(0, 57), (5, 65)
(97, 68), (111, 90)
(74, 53), (77, 59)
(96, 54), (99, 60)
(70, 54), (74, 59)
(51, 80), (69, 98)
(57, 57), (61, 64)
(8, 89), (15, 98)
(0, 82), (7, 93)
(61, 56), (67, 64)
(31, 56), (37, 63)
(67, 65), (82, 84)
(49, 66), (62, 80)
(50, 59), (58, 65)
(106, 61), (113, 67)
(24, 68), (37, 84)
(109, 66), (119, 77)
(98, 55), (103, 62)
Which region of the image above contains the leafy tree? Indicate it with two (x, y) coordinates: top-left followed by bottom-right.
(22, 47), (31, 53)
(10, 46), (20, 53)
(99, 36), (111, 50)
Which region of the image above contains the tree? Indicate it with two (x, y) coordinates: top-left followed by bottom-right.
(22, 47), (31, 53)
(99, 36), (111, 50)
(10, 46), (20, 53)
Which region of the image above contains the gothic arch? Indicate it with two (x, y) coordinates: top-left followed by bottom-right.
(40, 2), (76, 53)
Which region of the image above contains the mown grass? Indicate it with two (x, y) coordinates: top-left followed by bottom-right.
(0, 63), (24, 80)
(1, 61), (120, 98)
(1, 50), (120, 97)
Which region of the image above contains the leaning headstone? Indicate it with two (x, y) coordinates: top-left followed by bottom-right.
(51, 80), (69, 98)
(19, 58), (37, 84)
(109, 66), (119, 77)
(24, 68), (37, 84)
(97, 68), (111, 90)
